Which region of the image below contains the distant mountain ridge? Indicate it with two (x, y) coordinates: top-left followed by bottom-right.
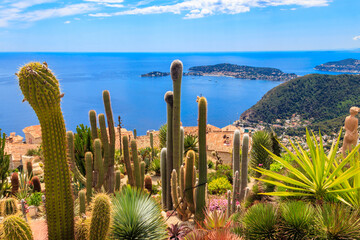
(240, 74), (360, 133)
(315, 58), (360, 73)
(142, 63), (298, 81)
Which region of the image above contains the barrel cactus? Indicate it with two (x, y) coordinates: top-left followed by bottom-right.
(2, 198), (18, 216)
(17, 62), (74, 239)
(89, 193), (111, 240)
(2, 215), (34, 240)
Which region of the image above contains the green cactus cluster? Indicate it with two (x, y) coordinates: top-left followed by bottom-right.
(17, 62), (74, 239)
(2, 215), (34, 240)
(89, 193), (111, 240)
(170, 150), (196, 221)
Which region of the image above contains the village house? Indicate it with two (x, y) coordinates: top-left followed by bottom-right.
(23, 125), (42, 144)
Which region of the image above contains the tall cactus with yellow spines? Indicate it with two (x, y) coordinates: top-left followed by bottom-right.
(195, 96), (207, 223)
(131, 140), (141, 189)
(17, 62), (74, 239)
(89, 193), (111, 240)
(164, 91), (173, 210)
(184, 150), (195, 213)
(85, 152), (93, 204)
(171, 60), (183, 179)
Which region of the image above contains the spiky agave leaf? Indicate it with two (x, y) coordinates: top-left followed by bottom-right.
(242, 203), (278, 240)
(111, 185), (167, 240)
(254, 129), (360, 200)
(315, 203), (360, 239)
(279, 201), (315, 240)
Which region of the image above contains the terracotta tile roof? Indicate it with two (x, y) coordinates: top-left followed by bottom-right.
(221, 124), (241, 132)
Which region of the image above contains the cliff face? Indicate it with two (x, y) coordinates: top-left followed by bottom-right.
(240, 74), (360, 131)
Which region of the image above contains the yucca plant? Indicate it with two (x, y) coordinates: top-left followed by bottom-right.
(184, 134), (198, 154)
(250, 130), (272, 177)
(242, 203), (278, 240)
(279, 201), (315, 240)
(315, 203), (360, 239)
(111, 185), (167, 240)
(254, 130), (360, 201)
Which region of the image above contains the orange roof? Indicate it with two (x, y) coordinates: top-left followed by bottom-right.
(221, 124), (240, 132)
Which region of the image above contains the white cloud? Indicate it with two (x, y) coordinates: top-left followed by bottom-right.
(64, 20), (71, 24)
(103, 3), (124, 8)
(84, 0), (124, 3)
(89, 0), (331, 19)
(354, 36), (360, 41)
(11, 0), (57, 9)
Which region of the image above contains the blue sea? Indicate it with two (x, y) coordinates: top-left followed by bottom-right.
(0, 51), (359, 136)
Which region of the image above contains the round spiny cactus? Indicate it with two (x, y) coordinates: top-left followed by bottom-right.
(3, 198), (18, 216)
(31, 176), (41, 192)
(2, 215), (34, 240)
(17, 62), (74, 239)
(144, 175), (152, 193)
(75, 217), (90, 240)
(89, 193), (111, 240)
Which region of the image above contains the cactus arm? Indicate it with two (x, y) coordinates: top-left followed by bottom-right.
(171, 60), (183, 179)
(103, 90), (115, 193)
(131, 140), (141, 189)
(122, 136), (134, 186)
(79, 190), (86, 215)
(89, 110), (98, 140)
(195, 96), (207, 223)
(239, 134), (249, 201)
(160, 148), (167, 208)
(18, 62), (74, 239)
(86, 152), (93, 204)
(67, 131), (86, 185)
(164, 91), (174, 210)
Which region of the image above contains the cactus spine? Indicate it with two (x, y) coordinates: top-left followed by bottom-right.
(195, 96), (207, 222)
(122, 136), (134, 186)
(18, 62), (74, 239)
(89, 194), (111, 240)
(31, 176), (41, 192)
(233, 130), (241, 202)
(79, 190), (86, 216)
(171, 60), (183, 179)
(3, 198), (17, 216)
(11, 172), (19, 196)
(239, 134), (249, 201)
(85, 152), (93, 205)
(2, 215), (33, 240)
(180, 126), (184, 166)
(115, 171), (121, 192)
(160, 148), (167, 208)
(164, 91), (174, 210)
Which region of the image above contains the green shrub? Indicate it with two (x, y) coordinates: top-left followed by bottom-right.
(111, 185), (167, 240)
(315, 203), (360, 239)
(279, 201), (315, 239)
(242, 203), (278, 240)
(208, 164), (233, 184)
(207, 160), (214, 169)
(208, 177), (232, 195)
(27, 192), (42, 207)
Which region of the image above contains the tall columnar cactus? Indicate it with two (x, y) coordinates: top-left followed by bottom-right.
(11, 172), (19, 196)
(239, 134), (250, 201)
(93, 139), (105, 191)
(171, 60), (183, 178)
(31, 176), (41, 192)
(131, 140), (141, 189)
(89, 194), (111, 240)
(164, 91), (174, 210)
(233, 130), (241, 178)
(133, 129), (137, 139)
(150, 132), (154, 161)
(26, 161), (33, 178)
(160, 148), (167, 208)
(2, 215), (34, 240)
(85, 152), (93, 205)
(18, 62), (74, 239)
(89, 110), (98, 140)
(171, 170), (191, 221)
(227, 190), (231, 219)
(184, 150), (195, 213)
(195, 96), (208, 222)
(232, 171), (240, 214)
(0, 129), (10, 196)
(122, 136), (134, 186)
(79, 190), (86, 216)
(102, 90), (115, 193)
(3, 198), (17, 216)
(115, 171), (121, 192)
(140, 161), (145, 190)
(180, 126), (184, 166)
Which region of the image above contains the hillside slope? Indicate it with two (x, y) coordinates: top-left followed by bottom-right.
(241, 74), (360, 132)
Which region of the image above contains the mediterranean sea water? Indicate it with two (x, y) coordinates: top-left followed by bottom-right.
(0, 51), (359, 136)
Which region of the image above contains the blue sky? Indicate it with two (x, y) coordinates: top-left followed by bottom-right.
(0, 0), (359, 52)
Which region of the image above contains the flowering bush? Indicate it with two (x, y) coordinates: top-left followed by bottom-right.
(208, 177), (232, 195)
(209, 199), (228, 212)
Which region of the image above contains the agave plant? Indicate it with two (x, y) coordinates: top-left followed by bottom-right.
(242, 203), (278, 240)
(184, 134), (198, 154)
(111, 185), (167, 240)
(203, 209), (229, 230)
(254, 130), (360, 201)
(315, 203), (360, 239)
(279, 201), (315, 240)
(167, 223), (193, 240)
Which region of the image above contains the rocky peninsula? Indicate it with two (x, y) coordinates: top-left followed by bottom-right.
(141, 63), (298, 81)
(314, 58), (360, 73)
